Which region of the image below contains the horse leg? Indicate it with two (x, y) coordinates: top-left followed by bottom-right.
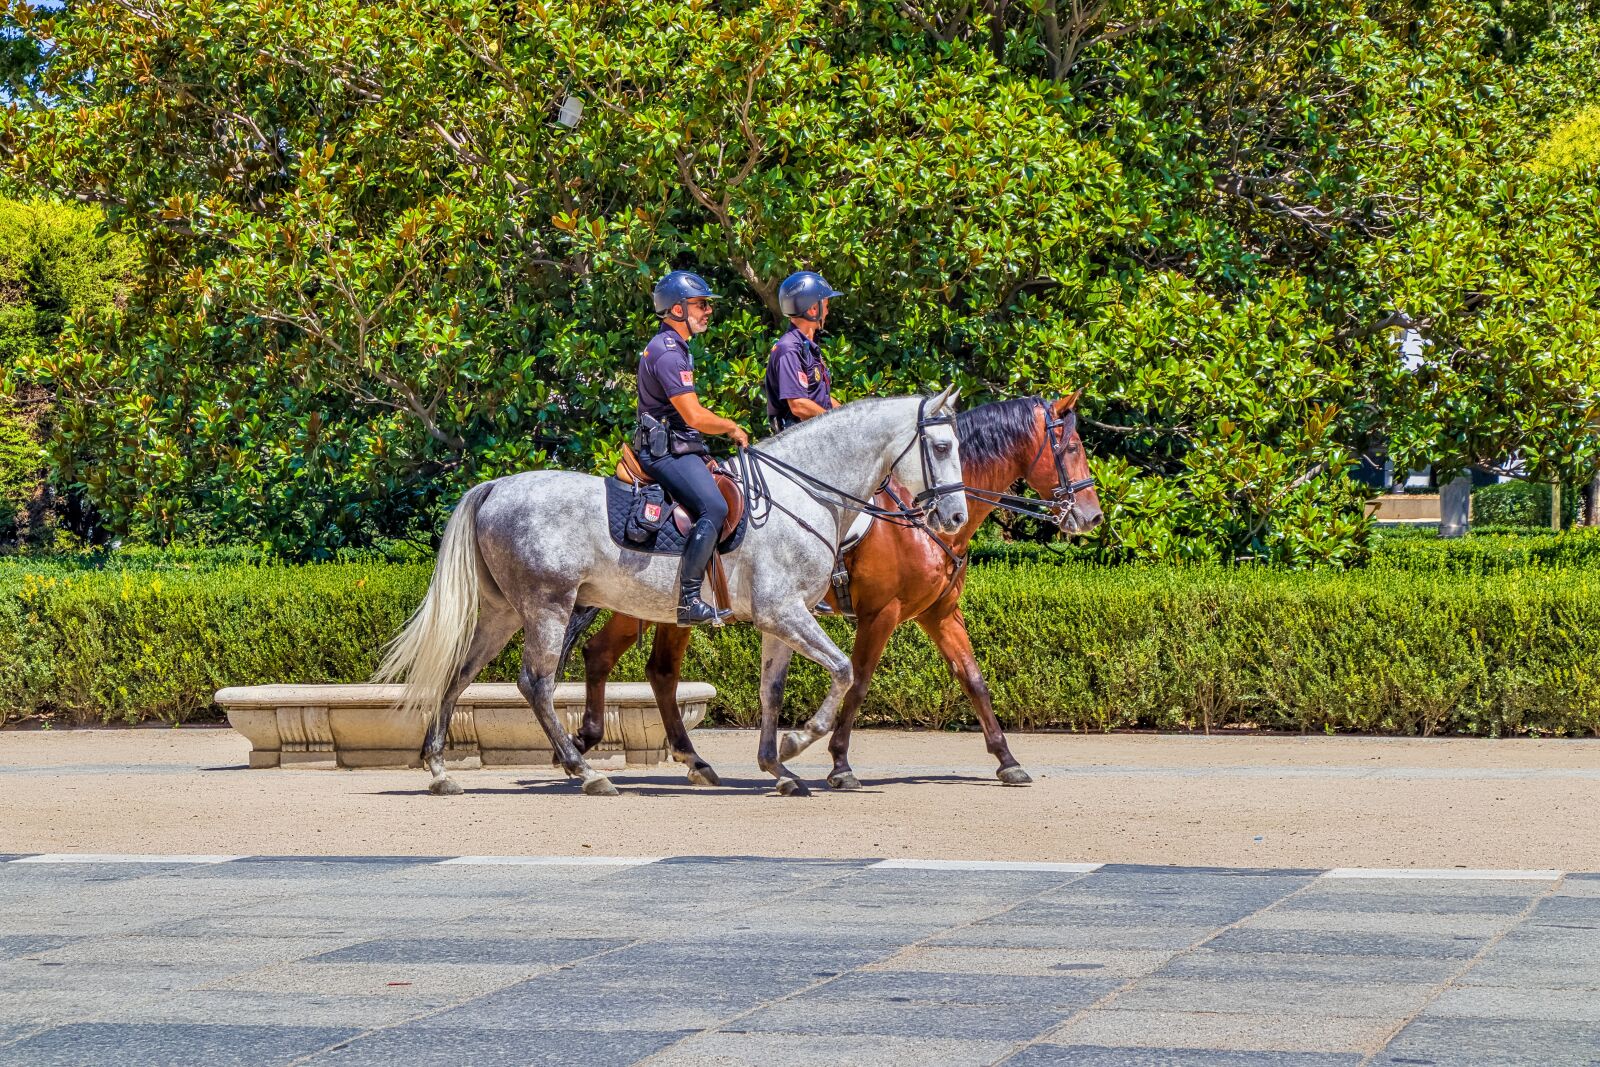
(917, 607), (1030, 785)
(421, 599), (522, 797)
(772, 613), (855, 768)
(579, 612), (640, 755)
(647, 625), (717, 785)
(756, 632), (807, 796)
(826, 606), (901, 791)
(518, 606), (618, 797)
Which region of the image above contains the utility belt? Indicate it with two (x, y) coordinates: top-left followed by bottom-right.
(635, 412), (708, 460)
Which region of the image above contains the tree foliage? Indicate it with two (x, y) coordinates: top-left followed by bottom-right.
(2, 0), (1598, 560)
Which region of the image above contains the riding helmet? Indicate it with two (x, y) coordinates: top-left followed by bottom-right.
(778, 271), (844, 320)
(652, 270), (720, 316)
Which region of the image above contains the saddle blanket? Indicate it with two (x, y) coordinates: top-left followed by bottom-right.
(603, 476), (750, 557)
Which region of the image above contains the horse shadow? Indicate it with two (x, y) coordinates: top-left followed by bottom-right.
(368, 771), (995, 798)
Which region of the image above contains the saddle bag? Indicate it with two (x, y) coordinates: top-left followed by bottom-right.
(635, 413), (707, 459)
(623, 485), (671, 545)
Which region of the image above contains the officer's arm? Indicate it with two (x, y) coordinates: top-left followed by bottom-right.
(786, 398), (829, 421)
(670, 393), (750, 447)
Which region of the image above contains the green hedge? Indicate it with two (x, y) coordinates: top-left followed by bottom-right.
(6, 559), (1600, 738)
(1471, 480), (1581, 529)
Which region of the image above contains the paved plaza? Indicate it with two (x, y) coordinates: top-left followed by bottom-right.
(2, 853), (1599, 1065)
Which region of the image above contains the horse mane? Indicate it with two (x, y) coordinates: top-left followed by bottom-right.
(955, 396), (1042, 467)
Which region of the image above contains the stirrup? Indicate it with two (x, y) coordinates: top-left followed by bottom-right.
(678, 595), (731, 627)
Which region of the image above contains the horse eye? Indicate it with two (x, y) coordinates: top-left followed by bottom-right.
(935, 441), (951, 456)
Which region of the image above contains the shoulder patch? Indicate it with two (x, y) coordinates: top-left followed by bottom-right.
(680, 370), (694, 386)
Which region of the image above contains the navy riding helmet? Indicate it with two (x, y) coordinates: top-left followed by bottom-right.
(652, 270), (720, 319)
(778, 271), (844, 321)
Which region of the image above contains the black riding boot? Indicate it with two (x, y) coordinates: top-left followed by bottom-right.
(677, 518), (731, 626)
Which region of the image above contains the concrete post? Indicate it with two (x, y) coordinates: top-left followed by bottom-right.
(1438, 475), (1471, 538)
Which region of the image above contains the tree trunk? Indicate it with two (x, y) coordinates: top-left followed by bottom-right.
(1585, 473), (1600, 527)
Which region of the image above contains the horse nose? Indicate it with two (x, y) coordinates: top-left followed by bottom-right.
(1076, 507), (1105, 533)
(946, 507), (968, 531)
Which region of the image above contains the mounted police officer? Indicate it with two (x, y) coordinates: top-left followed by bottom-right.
(765, 270), (844, 432)
(636, 270), (750, 626)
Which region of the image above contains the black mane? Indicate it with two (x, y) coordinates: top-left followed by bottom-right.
(956, 396), (1042, 466)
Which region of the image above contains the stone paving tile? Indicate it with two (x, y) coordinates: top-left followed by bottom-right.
(0, 959), (241, 993)
(311, 935), (628, 966)
(416, 984), (761, 1032)
(984, 900), (1268, 929)
(639, 1030), (1021, 1066)
(1423, 984), (1600, 1022)
(208, 961), (546, 999)
(0, 933), (73, 959)
(304, 1025), (694, 1066)
(87, 989), (455, 1028)
(0, 1027), (42, 1050)
(152, 913), (425, 939)
(222, 892), (494, 921)
(1478, 924), (1600, 965)
(1240, 910), (1516, 938)
(1454, 954), (1600, 988)
(1045, 1009), (1396, 1053)
(0, 1022), (358, 1067)
(1529, 896), (1600, 919)
(1375, 1016), (1600, 1066)
(1308, 878), (1551, 897)
(939, 922), (1218, 951)
(800, 969), (1119, 1008)
(1156, 949), (1461, 985)
(1204, 927), (1488, 959)
(1094, 865), (1324, 878)
(1008, 1046), (1365, 1066)
(864, 945), (1176, 979)
(1279, 891), (1535, 915)
(1109, 977), (1437, 1017)
(33, 933), (337, 968)
(728, 997), (1070, 1041)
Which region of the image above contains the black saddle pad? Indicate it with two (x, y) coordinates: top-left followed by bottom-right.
(604, 476), (749, 556)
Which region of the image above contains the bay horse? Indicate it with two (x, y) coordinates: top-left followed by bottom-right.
(576, 393), (1102, 789)
(374, 391), (968, 798)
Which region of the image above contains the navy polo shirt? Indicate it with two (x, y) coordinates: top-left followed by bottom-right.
(637, 325), (697, 423)
(765, 326), (833, 424)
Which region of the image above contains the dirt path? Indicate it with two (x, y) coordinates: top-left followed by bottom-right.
(4, 727), (1597, 869)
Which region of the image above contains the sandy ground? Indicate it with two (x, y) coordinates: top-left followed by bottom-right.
(3, 727), (1599, 869)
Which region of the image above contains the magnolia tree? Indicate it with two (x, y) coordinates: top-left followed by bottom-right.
(3, 0), (1598, 559)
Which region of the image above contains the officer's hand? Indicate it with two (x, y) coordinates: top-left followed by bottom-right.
(730, 426), (750, 449)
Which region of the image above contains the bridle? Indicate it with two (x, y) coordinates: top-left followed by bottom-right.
(964, 399), (1097, 530)
(737, 393), (966, 544)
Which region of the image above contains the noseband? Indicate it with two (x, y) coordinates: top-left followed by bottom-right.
(1036, 405), (1098, 529)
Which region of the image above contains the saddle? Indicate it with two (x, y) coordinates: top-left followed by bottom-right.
(615, 444), (745, 543)
(606, 444), (750, 619)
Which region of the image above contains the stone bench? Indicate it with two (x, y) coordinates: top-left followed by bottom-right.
(216, 682), (713, 770)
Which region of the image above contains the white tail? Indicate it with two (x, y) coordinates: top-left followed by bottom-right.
(372, 480), (497, 726)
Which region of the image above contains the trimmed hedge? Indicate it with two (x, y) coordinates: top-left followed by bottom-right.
(1471, 480), (1581, 529)
(5, 559), (1600, 738)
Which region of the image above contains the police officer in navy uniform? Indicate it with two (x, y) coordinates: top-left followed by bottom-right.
(765, 271), (844, 432)
(636, 270), (750, 626)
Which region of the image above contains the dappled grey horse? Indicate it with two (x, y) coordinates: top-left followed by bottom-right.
(374, 390), (968, 797)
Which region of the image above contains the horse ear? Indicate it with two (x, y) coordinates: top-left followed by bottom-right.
(931, 384), (960, 414)
(1053, 389), (1083, 416)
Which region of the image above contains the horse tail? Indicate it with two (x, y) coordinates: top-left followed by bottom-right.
(556, 606), (603, 680)
(373, 480), (498, 727)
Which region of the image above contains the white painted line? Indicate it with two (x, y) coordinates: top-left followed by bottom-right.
(871, 859), (1103, 873)
(436, 855), (663, 867)
(1323, 868), (1563, 881)
(12, 854), (243, 865)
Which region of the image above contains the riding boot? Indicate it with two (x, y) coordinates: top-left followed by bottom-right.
(677, 518), (732, 626)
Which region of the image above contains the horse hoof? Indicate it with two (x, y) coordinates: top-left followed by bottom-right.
(778, 730), (810, 761)
(582, 775), (620, 797)
(776, 777), (811, 798)
(998, 766), (1033, 787)
(687, 765), (722, 787)
(428, 777), (463, 796)
(827, 772), (863, 791)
